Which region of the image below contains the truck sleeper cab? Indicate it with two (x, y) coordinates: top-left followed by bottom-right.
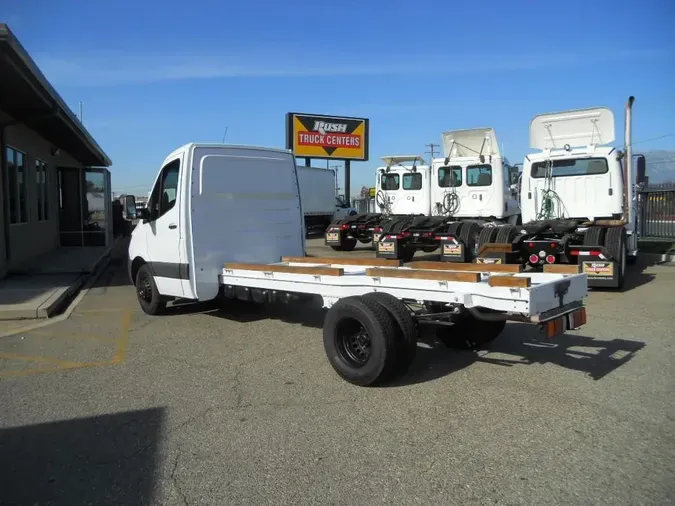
(123, 143), (590, 388)
(477, 98), (646, 290)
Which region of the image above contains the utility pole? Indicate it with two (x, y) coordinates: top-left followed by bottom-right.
(330, 164), (340, 196)
(79, 101), (83, 124)
(425, 143), (440, 163)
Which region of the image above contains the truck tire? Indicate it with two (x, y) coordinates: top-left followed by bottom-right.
(477, 226), (499, 251)
(603, 227), (626, 290)
(458, 221), (481, 261)
(583, 226), (606, 247)
(323, 296), (399, 386)
(362, 292), (417, 376)
(135, 264), (167, 315)
(435, 314), (506, 350)
(495, 224), (519, 244)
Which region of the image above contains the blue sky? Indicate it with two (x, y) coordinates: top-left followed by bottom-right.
(3, 0), (675, 197)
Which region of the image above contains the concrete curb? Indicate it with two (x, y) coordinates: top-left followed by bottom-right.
(0, 237), (127, 338)
(42, 235), (128, 318)
(640, 252), (675, 264)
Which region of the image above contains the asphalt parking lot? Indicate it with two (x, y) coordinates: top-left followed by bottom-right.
(1, 238), (674, 505)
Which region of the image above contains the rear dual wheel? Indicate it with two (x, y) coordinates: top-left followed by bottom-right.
(323, 294), (417, 386)
(435, 313), (506, 350)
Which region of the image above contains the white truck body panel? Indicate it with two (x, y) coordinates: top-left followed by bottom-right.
(522, 106), (625, 224)
(375, 165), (432, 216)
(129, 143), (305, 302)
(520, 146), (624, 224)
(433, 128), (518, 220)
(529, 107), (615, 150)
(296, 166), (337, 216)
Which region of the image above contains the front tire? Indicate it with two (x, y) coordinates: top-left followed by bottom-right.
(135, 264), (166, 315)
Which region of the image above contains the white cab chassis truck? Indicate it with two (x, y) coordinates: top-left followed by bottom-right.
(124, 142), (589, 387)
(477, 97), (647, 290)
(373, 129), (521, 263)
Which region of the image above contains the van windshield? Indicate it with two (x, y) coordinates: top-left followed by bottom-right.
(531, 157), (608, 178)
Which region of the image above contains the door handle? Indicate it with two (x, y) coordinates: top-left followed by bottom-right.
(168, 224), (177, 229)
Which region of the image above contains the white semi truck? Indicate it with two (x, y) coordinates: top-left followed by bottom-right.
(123, 142), (589, 386)
(325, 128), (522, 262)
(477, 96), (647, 289)
(296, 165), (357, 235)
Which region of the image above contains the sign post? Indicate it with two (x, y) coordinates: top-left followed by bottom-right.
(286, 112), (370, 203)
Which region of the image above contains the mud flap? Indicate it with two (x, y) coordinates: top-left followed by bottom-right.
(376, 235), (399, 259)
(325, 226), (344, 247)
(438, 236), (467, 262)
(475, 243), (521, 265)
(582, 260), (620, 288)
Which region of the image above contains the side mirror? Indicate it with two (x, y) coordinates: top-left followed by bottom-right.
(123, 195), (137, 220)
(635, 154), (647, 184)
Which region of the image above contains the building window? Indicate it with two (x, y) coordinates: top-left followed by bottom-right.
(7, 146), (28, 224)
(36, 159), (49, 221)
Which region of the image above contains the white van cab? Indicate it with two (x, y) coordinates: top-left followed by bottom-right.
(126, 143), (305, 314)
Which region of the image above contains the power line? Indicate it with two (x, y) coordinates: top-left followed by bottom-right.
(425, 143), (440, 163)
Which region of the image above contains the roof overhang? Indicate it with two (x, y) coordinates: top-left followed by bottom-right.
(0, 24), (112, 167)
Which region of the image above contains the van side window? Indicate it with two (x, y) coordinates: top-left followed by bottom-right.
(148, 159), (180, 220)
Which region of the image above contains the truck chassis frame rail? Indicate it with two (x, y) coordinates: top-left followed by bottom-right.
(219, 256), (588, 386)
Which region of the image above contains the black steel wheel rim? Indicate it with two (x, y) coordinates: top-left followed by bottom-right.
(335, 318), (372, 367)
(137, 271), (153, 303)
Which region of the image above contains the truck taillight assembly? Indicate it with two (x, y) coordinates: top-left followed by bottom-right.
(529, 254), (540, 264)
(339, 224), (350, 231)
(545, 255), (556, 264)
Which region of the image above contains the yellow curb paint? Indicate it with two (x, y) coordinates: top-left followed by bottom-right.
(111, 310), (133, 364)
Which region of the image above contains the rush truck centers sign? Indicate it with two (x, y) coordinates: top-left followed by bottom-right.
(286, 113), (369, 161)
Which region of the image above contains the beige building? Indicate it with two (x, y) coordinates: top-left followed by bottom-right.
(0, 24), (112, 280)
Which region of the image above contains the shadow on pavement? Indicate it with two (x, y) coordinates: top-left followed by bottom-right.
(0, 407), (164, 506)
(385, 324), (645, 386)
(165, 297), (646, 384)
(478, 324), (646, 381)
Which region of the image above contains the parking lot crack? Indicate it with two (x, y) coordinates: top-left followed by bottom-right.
(170, 446), (189, 506)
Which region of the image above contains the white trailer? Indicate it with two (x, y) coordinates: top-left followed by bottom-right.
(478, 96), (647, 289)
(124, 142), (589, 386)
(296, 166), (356, 234)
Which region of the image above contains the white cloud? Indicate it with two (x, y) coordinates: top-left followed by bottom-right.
(32, 49), (666, 87)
